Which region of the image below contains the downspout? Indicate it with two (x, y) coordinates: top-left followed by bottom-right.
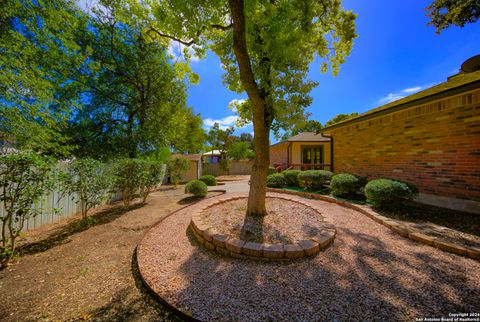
(287, 142), (292, 168)
(322, 133), (334, 173)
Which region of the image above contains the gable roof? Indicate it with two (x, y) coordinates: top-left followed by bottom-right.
(322, 70), (480, 132)
(270, 132), (330, 147)
(202, 150), (222, 156)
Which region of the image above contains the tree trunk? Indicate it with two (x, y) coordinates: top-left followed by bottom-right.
(230, 0), (270, 216)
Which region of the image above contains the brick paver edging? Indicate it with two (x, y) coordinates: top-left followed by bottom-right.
(266, 188), (480, 261)
(189, 192), (336, 261)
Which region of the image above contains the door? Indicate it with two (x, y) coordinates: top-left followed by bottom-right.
(301, 146), (323, 169)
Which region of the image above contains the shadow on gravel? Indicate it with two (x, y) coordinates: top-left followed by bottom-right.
(17, 203), (145, 256)
(177, 196), (204, 205)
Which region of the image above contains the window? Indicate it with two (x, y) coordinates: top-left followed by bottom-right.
(302, 146), (323, 165)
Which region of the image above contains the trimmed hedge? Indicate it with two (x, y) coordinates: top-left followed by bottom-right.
(199, 175), (217, 186)
(364, 178), (417, 209)
(282, 170), (301, 186)
(297, 170), (333, 190)
(330, 173), (366, 197)
(185, 180), (208, 197)
(266, 173), (286, 187)
(268, 166), (277, 175)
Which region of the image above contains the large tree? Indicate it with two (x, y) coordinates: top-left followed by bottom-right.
(0, 0), (87, 156)
(426, 0), (480, 33)
(134, 0), (356, 215)
(66, 2), (197, 159)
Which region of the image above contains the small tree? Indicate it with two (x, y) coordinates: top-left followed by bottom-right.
(63, 158), (112, 218)
(167, 157), (190, 187)
(139, 160), (165, 203)
(0, 152), (54, 267)
(227, 141), (254, 160)
(112, 159), (145, 208)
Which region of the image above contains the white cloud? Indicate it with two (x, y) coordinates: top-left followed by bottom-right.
(402, 86), (422, 93)
(167, 41), (200, 62)
(228, 99), (246, 113)
(203, 115), (239, 130)
(378, 85), (423, 104)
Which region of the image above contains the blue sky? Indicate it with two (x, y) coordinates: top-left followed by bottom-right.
(185, 0), (480, 143)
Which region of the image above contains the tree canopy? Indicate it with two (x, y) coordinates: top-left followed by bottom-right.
(324, 112), (359, 127)
(426, 0), (480, 33)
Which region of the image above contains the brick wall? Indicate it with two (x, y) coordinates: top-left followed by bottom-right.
(269, 142), (289, 168)
(330, 89), (480, 203)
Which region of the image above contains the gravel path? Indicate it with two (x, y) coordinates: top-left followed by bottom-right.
(138, 192), (480, 321)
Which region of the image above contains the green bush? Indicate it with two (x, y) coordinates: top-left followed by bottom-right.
(282, 170), (301, 186)
(0, 151), (55, 267)
(268, 166), (277, 175)
(266, 173), (286, 187)
(63, 158), (113, 217)
(298, 170), (333, 190)
(112, 158), (145, 208)
(138, 161), (165, 203)
(185, 180), (208, 197)
(167, 157), (190, 187)
(364, 178), (418, 209)
(199, 175), (216, 186)
(330, 173), (366, 197)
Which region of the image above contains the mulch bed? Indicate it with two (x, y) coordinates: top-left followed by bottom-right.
(201, 197), (325, 244)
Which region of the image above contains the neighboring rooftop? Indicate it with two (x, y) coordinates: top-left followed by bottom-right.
(202, 150), (222, 156)
(322, 61), (480, 132)
(270, 132), (330, 147)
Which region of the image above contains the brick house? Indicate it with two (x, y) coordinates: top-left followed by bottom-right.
(269, 132), (332, 171)
(321, 65), (480, 213)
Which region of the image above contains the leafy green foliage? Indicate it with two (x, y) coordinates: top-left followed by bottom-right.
(207, 123), (235, 171)
(112, 159), (144, 208)
(298, 170), (333, 190)
(330, 173), (366, 197)
(0, 0), (87, 157)
(281, 120), (323, 140)
(282, 170), (301, 186)
(63, 158), (112, 218)
(167, 157), (190, 187)
(268, 167), (277, 175)
(199, 175), (217, 186)
(227, 141), (254, 160)
(365, 178), (418, 209)
(426, 0), (480, 33)
(324, 113), (359, 127)
(184, 180), (208, 197)
(138, 161), (166, 203)
(0, 151), (55, 266)
(266, 173), (286, 188)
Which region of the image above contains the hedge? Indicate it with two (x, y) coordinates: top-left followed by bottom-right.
(282, 170), (301, 186)
(364, 178), (417, 209)
(330, 173), (366, 197)
(297, 170), (333, 190)
(185, 180), (208, 197)
(266, 173), (286, 188)
(199, 175), (217, 186)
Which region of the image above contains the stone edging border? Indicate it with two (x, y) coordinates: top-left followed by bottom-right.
(189, 193), (336, 261)
(266, 188), (480, 261)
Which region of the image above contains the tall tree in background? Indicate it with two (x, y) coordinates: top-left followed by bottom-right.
(0, 0), (86, 156)
(324, 112), (359, 127)
(67, 2), (197, 159)
(426, 0), (480, 33)
(147, 0), (356, 215)
(281, 120), (323, 140)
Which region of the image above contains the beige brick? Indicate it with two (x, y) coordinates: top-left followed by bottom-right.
(204, 241), (215, 250)
(263, 244), (284, 259)
(409, 232), (436, 246)
(284, 244), (304, 258)
(466, 247), (480, 260)
(298, 240), (320, 256)
(212, 234), (229, 248)
(201, 228), (215, 242)
(434, 240), (467, 255)
(311, 231), (335, 248)
(225, 239), (245, 254)
(243, 242), (263, 257)
(391, 224), (412, 237)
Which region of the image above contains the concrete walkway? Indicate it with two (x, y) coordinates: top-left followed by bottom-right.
(209, 180), (250, 193)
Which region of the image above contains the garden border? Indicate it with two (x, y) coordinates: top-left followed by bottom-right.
(266, 188), (480, 261)
(189, 193), (336, 261)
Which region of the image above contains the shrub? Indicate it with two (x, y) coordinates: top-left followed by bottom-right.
(0, 152), (55, 267)
(364, 178), (418, 209)
(63, 158), (112, 218)
(167, 157), (190, 187)
(266, 173), (286, 187)
(199, 175), (216, 186)
(268, 166), (277, 175)
(282, 170), (301, 186)
(330, 173), (366, 197)
(185, 180), (208, 197)
(298, 170), (333, 190)
(138, 161), (165, 203)
(112, 158), (145, 208)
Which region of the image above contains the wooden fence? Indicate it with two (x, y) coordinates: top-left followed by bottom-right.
(202, 160), (253, 177)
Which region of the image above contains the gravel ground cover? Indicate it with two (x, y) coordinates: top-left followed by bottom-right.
(138, 192), (480, 321)
(0, 187), (223, 321)
(202, 197), (325, 244)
